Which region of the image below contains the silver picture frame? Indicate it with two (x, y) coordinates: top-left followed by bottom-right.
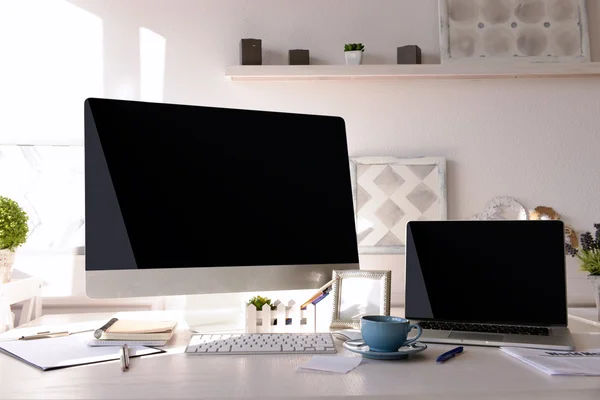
(330, 269), (391, 329)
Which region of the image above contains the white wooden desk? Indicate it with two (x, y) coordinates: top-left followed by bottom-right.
(1, 309), (600, 400)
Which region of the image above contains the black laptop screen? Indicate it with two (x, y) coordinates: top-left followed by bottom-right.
(405, 220), (568, 327)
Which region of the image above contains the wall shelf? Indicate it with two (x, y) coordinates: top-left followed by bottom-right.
(225, 63), (600, 81)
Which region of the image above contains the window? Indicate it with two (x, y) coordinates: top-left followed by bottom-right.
(0, 2), (163, 309)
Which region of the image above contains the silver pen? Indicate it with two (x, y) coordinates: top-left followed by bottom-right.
(18, 329), (94, 341)
(120, 344), (130, 371)
(124, 344), (130, 368)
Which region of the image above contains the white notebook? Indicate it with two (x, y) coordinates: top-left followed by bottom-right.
(0, 333), (163, 371)
(501, 347), (600, 376)
(98, 320), (177, 341)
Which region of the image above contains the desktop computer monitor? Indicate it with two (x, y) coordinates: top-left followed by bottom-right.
(84, 98), (359, 299)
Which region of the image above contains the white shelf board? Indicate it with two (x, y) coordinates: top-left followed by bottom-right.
(225, 63), (600, 81)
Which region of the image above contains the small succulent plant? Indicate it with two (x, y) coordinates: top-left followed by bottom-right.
(344, 43), (365, 52)
(247, 295), (276, 310)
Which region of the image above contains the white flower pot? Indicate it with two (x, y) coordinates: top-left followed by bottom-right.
(345, 50), (363, 65)
(588, 275), (600, 321)
(0, 249), (15, 284)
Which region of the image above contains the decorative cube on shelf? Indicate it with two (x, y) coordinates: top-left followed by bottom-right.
(397, 45), (422, 64)
(240, 38), (262, 65)
(289, 49), (310, 65)
(245, 299), (316, 333)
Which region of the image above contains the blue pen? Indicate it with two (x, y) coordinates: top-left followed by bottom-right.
(436, 346), (463, 363)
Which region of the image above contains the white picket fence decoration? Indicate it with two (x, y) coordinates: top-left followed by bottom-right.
(245, 300), (316, 333)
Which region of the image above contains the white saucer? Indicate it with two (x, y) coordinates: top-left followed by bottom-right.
(343, 340), (427, 360)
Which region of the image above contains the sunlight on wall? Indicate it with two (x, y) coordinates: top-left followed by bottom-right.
(0, 0), (103, 145)
(0, 1), (102, 298)
(0, 146), (84, 254)
(140, 28), (166, 102)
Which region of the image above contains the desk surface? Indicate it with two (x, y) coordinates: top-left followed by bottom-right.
(1, 308), (600, 400)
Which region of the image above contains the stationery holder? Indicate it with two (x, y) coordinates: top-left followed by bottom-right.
(245, 300), (316, 333)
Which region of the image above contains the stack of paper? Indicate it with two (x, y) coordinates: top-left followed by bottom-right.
(500, 347), (600, 376)
(0, 333), (163, 371)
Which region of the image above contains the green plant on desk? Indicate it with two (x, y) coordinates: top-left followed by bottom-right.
(566, 224), (600, 275)
(0, 196), (29, 252)
(567, 223), (600, 319)
(247, 295), (276, 310)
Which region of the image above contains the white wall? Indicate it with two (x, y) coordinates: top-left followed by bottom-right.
(1, 0), (599, 306)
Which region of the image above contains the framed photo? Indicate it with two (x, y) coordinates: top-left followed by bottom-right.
(350, 157), (447, 254)
(439, 0), (590, 63)
(330, 269), (391, 329)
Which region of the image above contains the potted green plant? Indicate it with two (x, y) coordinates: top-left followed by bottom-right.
(247, 295), (276, 311)
(344, 43), (365, 65)
(0, 196), (29, 283)
(566, 224), (600, 319)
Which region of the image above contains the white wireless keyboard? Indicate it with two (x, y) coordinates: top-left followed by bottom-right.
(185, 332), (336, 355)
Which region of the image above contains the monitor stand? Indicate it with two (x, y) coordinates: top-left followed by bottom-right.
(185, 313), (244, 334)
(177, 288), (323, 333)
(180, 293), (247, 334)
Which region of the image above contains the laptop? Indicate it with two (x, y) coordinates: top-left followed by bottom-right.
(405, 220), (575, 351)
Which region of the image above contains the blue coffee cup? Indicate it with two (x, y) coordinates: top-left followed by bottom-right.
(360, 315), (422, 352)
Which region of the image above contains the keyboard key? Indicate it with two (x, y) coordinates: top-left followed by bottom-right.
(188, 335), (203, 346)
(262, 347), (281, 352)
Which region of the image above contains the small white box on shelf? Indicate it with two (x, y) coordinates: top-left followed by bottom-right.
(245, 300), (315, 333)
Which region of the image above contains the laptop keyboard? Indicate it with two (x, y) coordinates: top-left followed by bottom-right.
(418, 321), (549, 336)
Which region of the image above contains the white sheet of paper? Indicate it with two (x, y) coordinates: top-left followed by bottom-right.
(0, 332), (161, 370)
(298, 356), (362, 374)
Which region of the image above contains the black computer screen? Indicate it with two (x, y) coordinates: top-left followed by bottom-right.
(405, 220), (568, 326)
(84, 98), (359, 271)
